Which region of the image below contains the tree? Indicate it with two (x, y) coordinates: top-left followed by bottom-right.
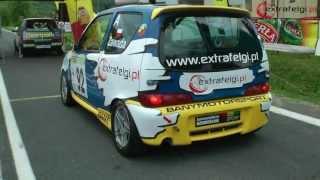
(93, 0), (115, 12)
(10, 1), (32, 26)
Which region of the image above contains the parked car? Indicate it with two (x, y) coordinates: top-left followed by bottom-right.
(15, 18), (63, 57)
(60, 4), (271, 156)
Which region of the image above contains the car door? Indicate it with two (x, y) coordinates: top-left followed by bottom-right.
(95, 12), (144, 108)
(70, 14), (112, 106)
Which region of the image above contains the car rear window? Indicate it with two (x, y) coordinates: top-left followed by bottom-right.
(159, 15), (263, 72)
(25, 19), (58, 31)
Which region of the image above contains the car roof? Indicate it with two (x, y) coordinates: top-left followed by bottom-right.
(99, 4), (155, 15)
(98, 4), (250, 18)
(24, 18), (55, 21)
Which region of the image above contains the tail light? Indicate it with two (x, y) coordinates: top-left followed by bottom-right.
(245, 83), (270, 96)
(22, 32), (29, 40)
(138, 93), (192, 108)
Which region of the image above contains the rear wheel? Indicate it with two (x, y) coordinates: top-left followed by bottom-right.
(14, 40), (18, 53)
(18, 45), (24, 58)
(60, 72), (74, 106)
(56, 47), (64, 56)
(112, 101), (144, 157)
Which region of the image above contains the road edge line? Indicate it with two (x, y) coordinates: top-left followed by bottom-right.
(0, 69), (36, 180)
(271, 106), (320, 127)
(0, 159), (3, 180)
(10, 95), (61, 103)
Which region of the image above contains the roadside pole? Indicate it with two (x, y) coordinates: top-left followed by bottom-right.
(0, 16), (4, 62)
(315, 19), (320, 56)
(0, 17), (4, 180)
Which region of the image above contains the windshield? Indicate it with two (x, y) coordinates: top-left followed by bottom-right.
(159, 16), (262, 72)
(25, 19), (58, 31)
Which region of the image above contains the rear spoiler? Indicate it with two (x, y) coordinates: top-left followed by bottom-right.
(151, 5), (250, 19)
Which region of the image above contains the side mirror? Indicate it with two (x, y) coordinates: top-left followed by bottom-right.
(73, 43), (79, 51)
(12, 26), (18, 32)
(113, 28), (123, 40)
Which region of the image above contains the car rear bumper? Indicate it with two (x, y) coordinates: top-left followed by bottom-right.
(126, 93), (272, 146)
(22, 42), (62, 49)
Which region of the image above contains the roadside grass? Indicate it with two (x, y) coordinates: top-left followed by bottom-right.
(268, 51), (320, 105)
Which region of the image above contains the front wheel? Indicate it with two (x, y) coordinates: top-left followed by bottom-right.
(60, 72), (74, 106)
(112, 101), (144, 157)
(18, 45), (24, 58)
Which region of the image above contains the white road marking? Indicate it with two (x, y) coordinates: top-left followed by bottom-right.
(0, 159), (3, 180)
(0, 70), (36, 180)
(10, 95), (60, 103)
(271, 106), (320, 127)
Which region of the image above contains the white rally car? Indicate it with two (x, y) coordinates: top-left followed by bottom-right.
(61, 4), (271, 156)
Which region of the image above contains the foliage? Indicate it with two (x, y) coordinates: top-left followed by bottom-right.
(93, 0), (115, 12)
(0, 1), (56, 27)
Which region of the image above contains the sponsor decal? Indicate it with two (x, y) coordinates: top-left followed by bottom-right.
(189, 75), (208, 94)
(97, 59), (139, 81)
(137, 24), (147, 37)
(165, 52), (259, 68)
(98, 58), (108, 81)
(107, 38), (127, 49)
(166, 95), (269, 113)
(97, 108), (112, 124)
(179, 69), (254, 95)
(255, 21), (279, 43)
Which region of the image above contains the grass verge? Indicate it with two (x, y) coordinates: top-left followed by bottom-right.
(268, 51), (320, 105)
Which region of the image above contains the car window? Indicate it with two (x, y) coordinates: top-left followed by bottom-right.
(25, 20), (58, 31)
(79, 14), (112, 52)
(105, 13), (143, 54)
(163, 17), (207, 56)
(160, 16), (262, 71)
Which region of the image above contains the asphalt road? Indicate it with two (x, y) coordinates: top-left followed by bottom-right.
(1, 54), (320, 180)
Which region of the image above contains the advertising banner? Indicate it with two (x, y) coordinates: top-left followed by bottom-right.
(204, 0), (228, 6)
(252, 0), (318, 19)
(254, 18), (319, 48)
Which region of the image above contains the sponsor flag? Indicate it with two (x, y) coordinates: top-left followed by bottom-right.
(64, 0), (95, 43)
(212, 0), (229, 7)
(204, 0), (229, 6)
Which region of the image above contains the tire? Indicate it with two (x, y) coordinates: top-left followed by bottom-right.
(18, 45), (24, 58)
(56, 47), (64, 56)
(112, 101), (144, 157)
(14, 40), (18, 53)
(60, 72), (74, 106)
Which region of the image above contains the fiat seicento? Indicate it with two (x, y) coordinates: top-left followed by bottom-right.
(60, 4), (271, 156)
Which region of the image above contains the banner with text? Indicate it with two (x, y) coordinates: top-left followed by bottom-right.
(254, 18), (319, 48)
(252, 0), (318, 19)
